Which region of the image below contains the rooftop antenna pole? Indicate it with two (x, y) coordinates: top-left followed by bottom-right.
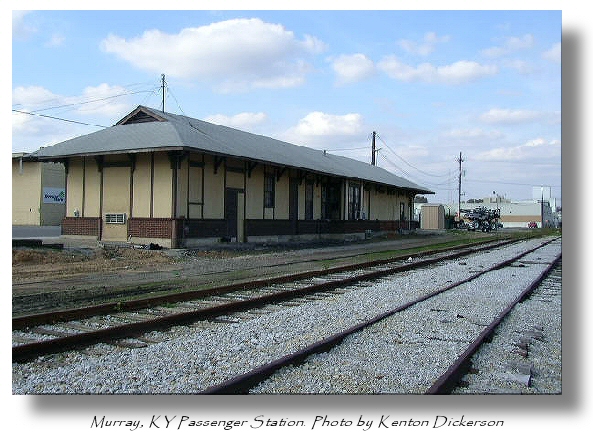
(371, 131), (376, 166)
(161, 74), (166, 112)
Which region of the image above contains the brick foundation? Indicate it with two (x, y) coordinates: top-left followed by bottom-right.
(62, 217), (100, 236)
(128, 218), (173, 239)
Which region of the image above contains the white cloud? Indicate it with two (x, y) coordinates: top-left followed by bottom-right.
(475, 137), (560, 161)
(395, 144), (430, 159)
(13, 85), (60, 108)
(507, 34), (535, 51)
(292, 112), (363, 137)
(481, 34), (534, 58)
(301, 34), (329, 54)
(12, 11), (36, 39)
(12, 83), (138, 151)
(12, 86), (59, 137)
(12, 110), (40, 135)
(330, 53), (375, 85)
(13, 84), (133, 118)
(378, 56), (497, 84)
(101, 18), (327, 92)
(504, 59), (535, 74)
(542, 43), (561, 63)
(45, 33), (65, 48)
(479, 108), (542, 124)
(205, 112), (268, 130)
(444, 128), (503, 140)
(77, 84), (135, 117)
(398, 32), (450, 56)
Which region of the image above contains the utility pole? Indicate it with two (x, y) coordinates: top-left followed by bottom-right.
(371, 131), (377, 166)
(161, 73), (166, 112)
(457, 152), (464, 223)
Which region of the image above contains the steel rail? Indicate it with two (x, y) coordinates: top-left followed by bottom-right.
(11, 237), (556, 364)
(13, 238), (516, 330)
(10, 240), (509, 363)
(200, 239), (559, 394)
(424, 254), (562, 394)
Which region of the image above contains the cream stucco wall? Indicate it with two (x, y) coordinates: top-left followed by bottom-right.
(225, 158), (245, 190)
(368, 190), (405, 221)
(12, 160), (41, 225)
(66, 157), (84, 218)
(13, 160), (67, 226)
(245, 167), (263, 219)
(152, 152), (173, 218)
(274, 174), (289, 220)
(132, 153), (152, 218)
(202, 154), (224, 219)
(102, 165), (131, 241)
(83, 158), (101, 217)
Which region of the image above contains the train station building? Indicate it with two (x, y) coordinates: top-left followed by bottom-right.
(32, 105), (433, 248)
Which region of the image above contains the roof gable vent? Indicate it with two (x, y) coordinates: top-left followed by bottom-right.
(117, 106), (168, 125)
(122, 111), (161, 124)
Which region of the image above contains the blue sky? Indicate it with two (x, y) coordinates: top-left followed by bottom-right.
(11, 8), (562, 204)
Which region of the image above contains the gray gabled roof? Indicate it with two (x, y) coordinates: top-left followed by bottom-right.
(33, 106), (433, 194)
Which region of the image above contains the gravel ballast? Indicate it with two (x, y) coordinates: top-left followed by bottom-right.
(12, 237), (561, 394)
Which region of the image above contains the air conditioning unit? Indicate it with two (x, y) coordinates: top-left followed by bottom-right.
(105, 213), (127, 224)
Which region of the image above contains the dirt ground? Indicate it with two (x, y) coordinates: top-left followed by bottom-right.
(11, 232), (504, 315)
(12, 244), (253, 315)
(12, 244), (243, 294)
(13, 246), (177, 283)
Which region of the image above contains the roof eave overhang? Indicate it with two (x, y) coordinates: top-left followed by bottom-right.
(35, 145), (186, 161)
(35, 144), (434, 194)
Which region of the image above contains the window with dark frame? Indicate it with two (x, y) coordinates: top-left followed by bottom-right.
(321, 183), (340, 220)
(264, 173), (275, 208)
(305, 181), (314, 220)
(348, 184), (361, 220)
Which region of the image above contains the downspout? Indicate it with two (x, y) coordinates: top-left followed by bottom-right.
(97, 156), (104, 242)
(171, 154), (179, 249)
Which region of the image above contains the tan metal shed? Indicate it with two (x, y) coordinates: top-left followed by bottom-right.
(420, 204), (445, 230)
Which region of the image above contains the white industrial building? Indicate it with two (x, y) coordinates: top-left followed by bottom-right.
(415, 187), (561, 230)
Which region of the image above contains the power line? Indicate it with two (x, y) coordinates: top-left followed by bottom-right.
(326, 146), (368, 152)
(378, 150), (451, 186)
(14, 89), (153, 114)
(375, 133), (451, 178)
(166, 86), (186, 116)
(12, 76), (167, 129)
(12, 109), (109, 128)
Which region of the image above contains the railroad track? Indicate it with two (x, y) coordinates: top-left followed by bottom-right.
(451, 259), (562, 394)
(12, 237), (554, 365)
(203, 238), (561, 394)
(12, 236), (509, 316)
(12, 236), (504, 317)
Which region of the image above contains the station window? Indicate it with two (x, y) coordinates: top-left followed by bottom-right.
(321, 183), (340, 220)
(305, 181), (314, 220)
(264, 174), (275, 208)
(348, 184), (361, 220)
